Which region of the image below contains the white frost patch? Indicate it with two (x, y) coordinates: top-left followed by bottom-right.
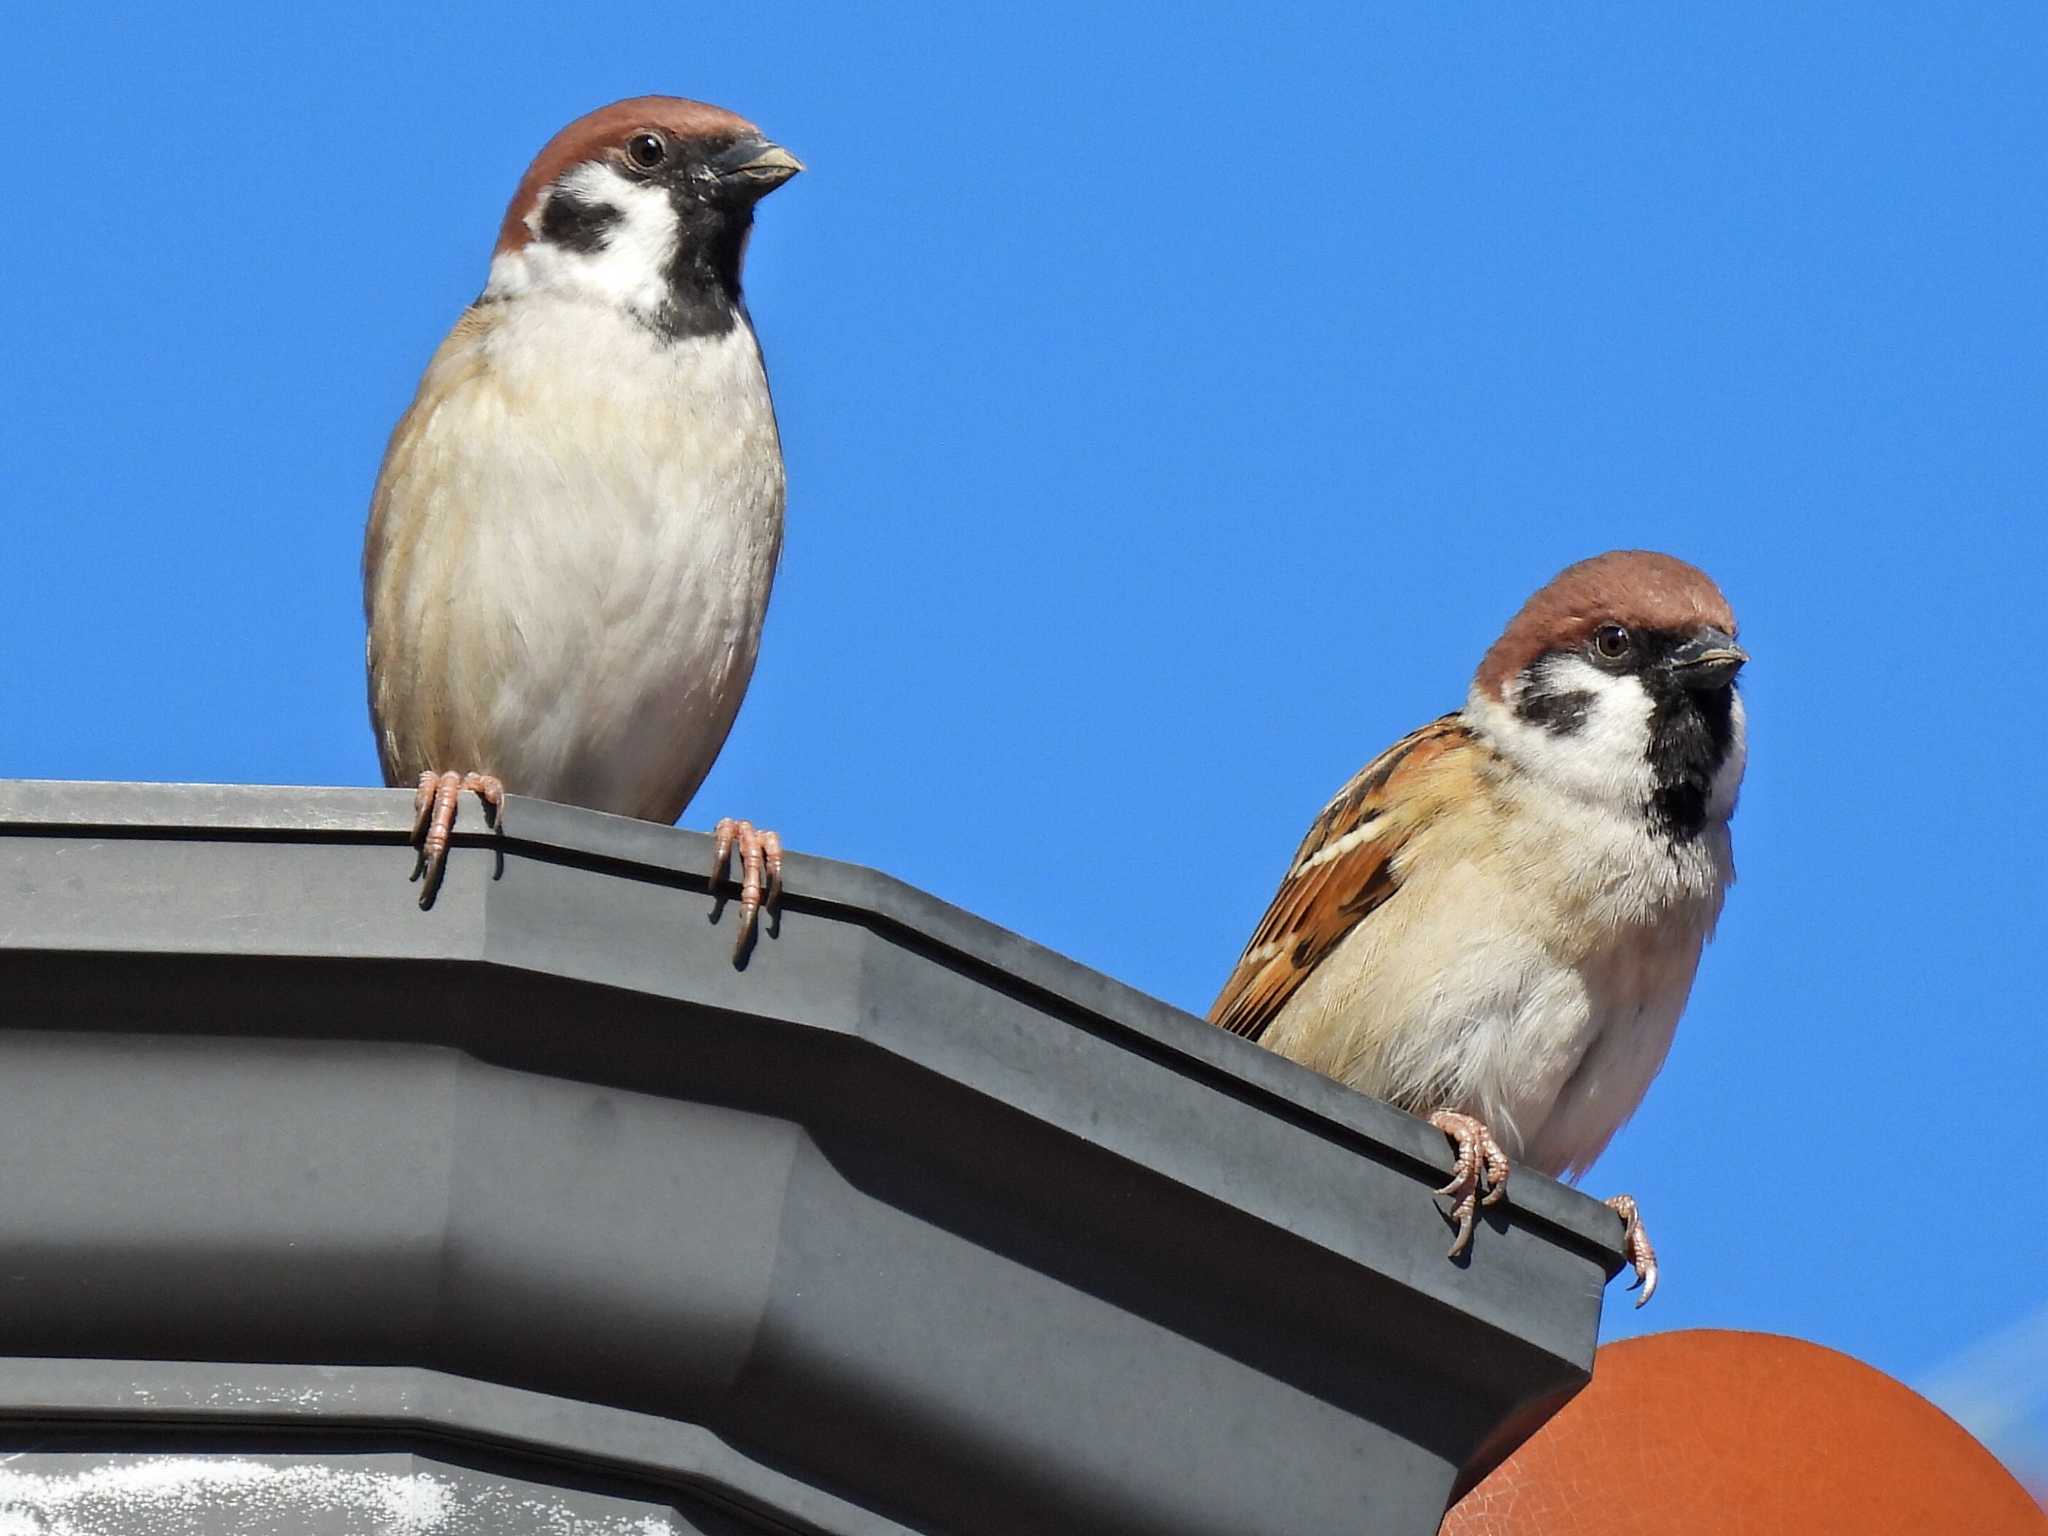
(0, 1456), (687, 1535)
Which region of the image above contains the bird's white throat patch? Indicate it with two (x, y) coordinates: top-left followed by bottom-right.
(484, 162), (678, 318)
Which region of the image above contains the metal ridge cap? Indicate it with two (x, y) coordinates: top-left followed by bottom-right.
(0, 778), (1626, 1263)
(495, 795), (1626, 1266)
(0, 779), (407, 834)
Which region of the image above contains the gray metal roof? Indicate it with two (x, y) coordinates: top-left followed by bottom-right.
(0, 781), (1625, 1536)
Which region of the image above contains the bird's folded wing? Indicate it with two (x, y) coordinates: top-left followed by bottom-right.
(1208, 713), (1473, 1041)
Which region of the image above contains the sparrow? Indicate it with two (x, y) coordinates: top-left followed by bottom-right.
(363, 97), (802, 954)
(1209, 551), (1749, 1305)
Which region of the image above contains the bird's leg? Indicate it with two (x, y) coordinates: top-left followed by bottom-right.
(1427, 1109), (1511, 1258)
(411, 770), (504, 910)
(1603, 1193), (1659, 1307)
(709, 818), (783, 961)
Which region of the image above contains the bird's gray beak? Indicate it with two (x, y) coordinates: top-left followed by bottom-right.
(714, 137), (804, 199)
(1670, 629), (1748, 690)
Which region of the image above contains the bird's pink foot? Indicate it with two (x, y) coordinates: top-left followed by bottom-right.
(1603, 1193), (1658, 1307)
(709, 817), (783, 960)
(1428, 1109), (1510, 1258)
(411, 770), (504, 909)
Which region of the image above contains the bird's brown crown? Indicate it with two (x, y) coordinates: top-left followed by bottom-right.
(1474, 550), (1737, 698)
(494, 96), (762, 255)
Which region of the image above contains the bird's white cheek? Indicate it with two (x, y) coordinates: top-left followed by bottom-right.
(1468, 661), (1656, 812)
(483, 164), (680, 318)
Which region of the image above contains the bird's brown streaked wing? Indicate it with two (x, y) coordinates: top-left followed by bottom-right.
(1208, 714), (1472, 1042)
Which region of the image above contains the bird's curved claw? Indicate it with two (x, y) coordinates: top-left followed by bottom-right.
(709, 817), (783, 962)
(1427, 1109), (1510, 1259)
(410, 770), (504, 910)
(1604, 1192), (1659, 1307)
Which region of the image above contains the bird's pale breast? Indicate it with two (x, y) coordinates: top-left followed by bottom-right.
(1261, 772), (1732, 1178)
(365, 298), (785, 821)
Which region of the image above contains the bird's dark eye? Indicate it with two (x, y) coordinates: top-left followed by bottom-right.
(1593, 624), (1633, 661)
(625, 132), (668, 170)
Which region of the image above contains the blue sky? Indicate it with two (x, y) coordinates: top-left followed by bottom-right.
(4, 1), (2043, 1490)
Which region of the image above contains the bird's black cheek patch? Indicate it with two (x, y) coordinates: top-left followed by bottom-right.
(1516, 685), (1595, 736)
(539, 189), (622, 254)
(1515, 661), (1597, 735)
